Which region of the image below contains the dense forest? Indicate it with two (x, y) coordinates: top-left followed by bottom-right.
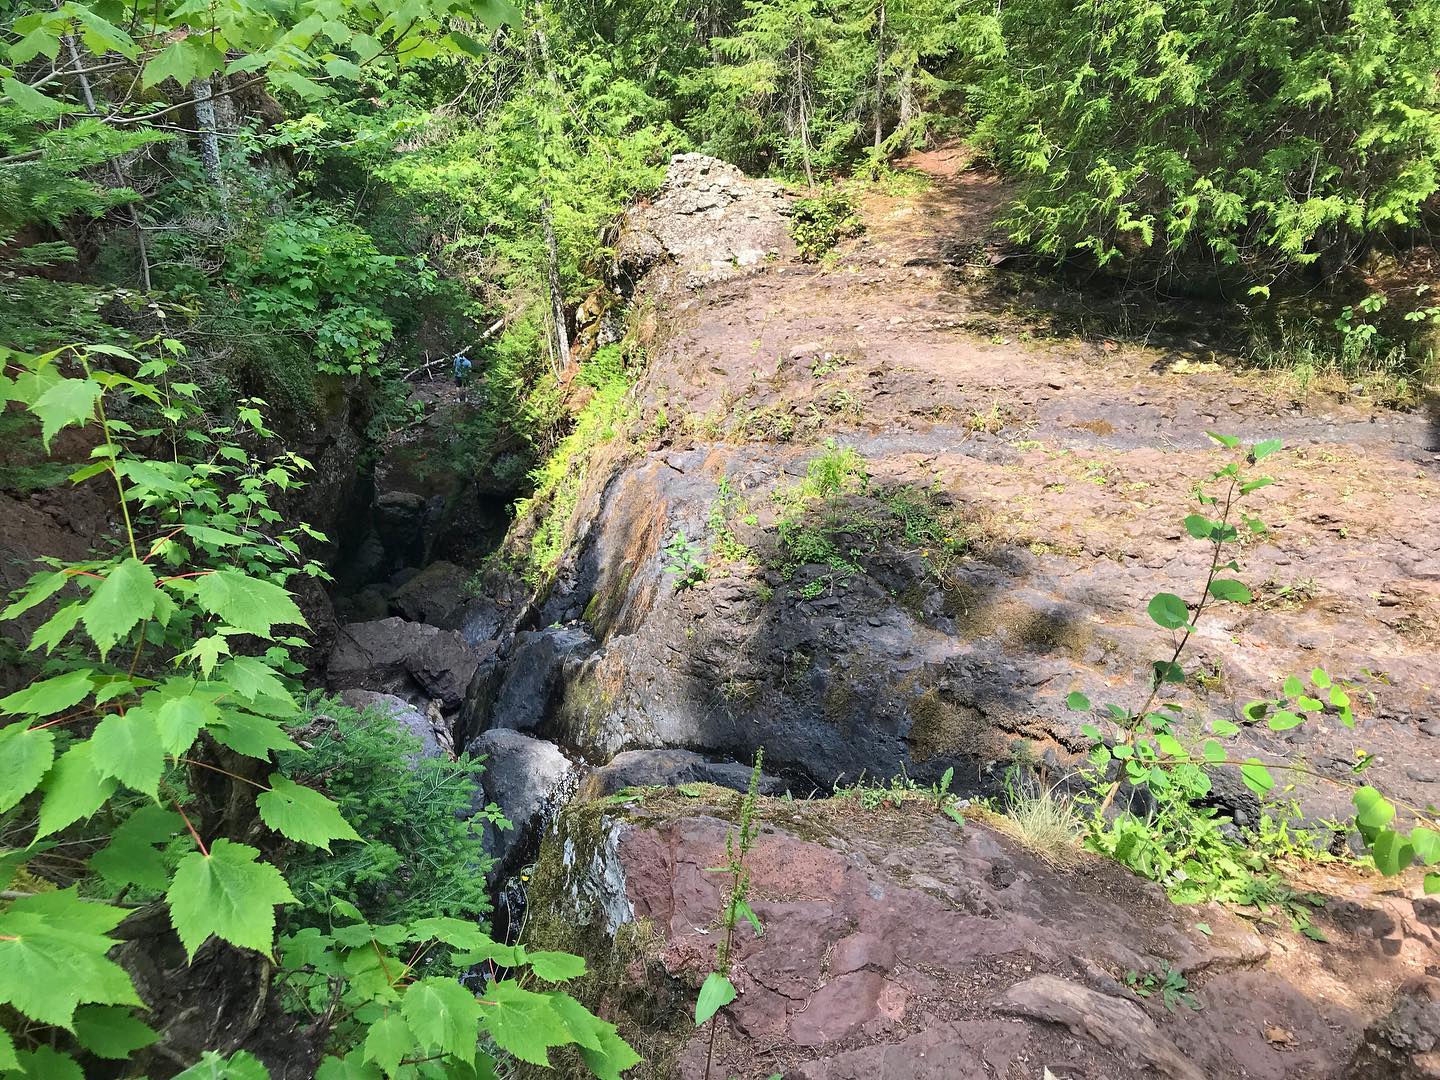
(1, 0), (1438, 1076)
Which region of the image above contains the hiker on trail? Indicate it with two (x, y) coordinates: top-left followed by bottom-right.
(452, 352), (472, 387)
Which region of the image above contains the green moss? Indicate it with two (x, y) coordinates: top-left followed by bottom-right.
(1008, 609), (1095, 656)
(906, 687), (988, 764)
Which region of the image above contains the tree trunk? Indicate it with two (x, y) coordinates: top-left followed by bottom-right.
(874, 0), (886, 150)
(794, 39), (814, 188)
(56, 1), (151, 289)
(191, 77), (224, 188)
(540, 192), (570, 376)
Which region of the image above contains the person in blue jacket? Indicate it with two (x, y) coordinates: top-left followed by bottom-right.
(452, 352), (473, 387)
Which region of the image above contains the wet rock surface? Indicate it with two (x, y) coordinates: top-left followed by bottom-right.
(466, 728), (575, 883)
(521, 788), (1440, 1080)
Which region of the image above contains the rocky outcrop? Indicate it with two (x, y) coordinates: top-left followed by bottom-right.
(1348, 977), (1440, 1079)
(339, 689), (449, 759)
(613, 153), (792, 294)
(579, 749), (789, 799)
(519, 786), (1437, 1080)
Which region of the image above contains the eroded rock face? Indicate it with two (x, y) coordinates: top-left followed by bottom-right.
(579, 749), (789, 799)
(521, 789), (1437, 1080)
(614, 153), (792, 293)
(1348, 977), (1440, 1079)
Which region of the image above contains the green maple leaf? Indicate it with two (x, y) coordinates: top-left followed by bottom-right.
(72, 1005), (159, 1059)
(257, 774), (361, 851)
(36, 741), (117, 838)
(167, 839), (296, 961)
(480, 980), (577, 1066)
(0, 668), (94, 718)
(90, 709), (165, 798)
(0, 889), (138, 1028)
(141, 38), (225, 89)
(526, 951), (587, 983)
(407, 916), (494, 951)
(401, 976), (482, 1063)
(315, 1050), (383, 1079)
(83, 558), (157, 656)
(9, 1046), (84, 1080)
(90, 804), (181, 891)
(361, 1011), (413, 1077)
(0, 721), (54, 813)
(155, 692), (221, 756)
(172, 1049), (271, 1079)
(0, 569), (71, 620)
(210, 709), (298, 758)
(0, 1027), (16, 1071)
(30, 377), (102, 448)
(193, 570), (306, 638)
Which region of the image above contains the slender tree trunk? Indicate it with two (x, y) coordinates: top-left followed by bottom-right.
(873, 0), (886, 150)
(56, 3), (151, 289)
(531, 9), (571, 373)
(540, 192), (570, 376)
(191, 77), (224, 187)
(794, 40), (814, 188)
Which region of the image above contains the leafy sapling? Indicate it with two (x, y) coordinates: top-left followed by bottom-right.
(663, 530), (708, 591)
(696, 749), (766, 1080)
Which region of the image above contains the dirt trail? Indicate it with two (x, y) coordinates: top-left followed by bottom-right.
(621, 151), (1440, 823)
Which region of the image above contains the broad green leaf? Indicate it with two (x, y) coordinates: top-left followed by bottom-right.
(0, 889), (138, 1028)
(90, 709), (164, 798)
(1205, 432), (1241, 448)
(1267, 710), (1303, 731)
(167, 839), (296, 961)
(694, 971), (736, 1026)
(401, 976), (482, 1063)
(172, 1050), (271, 1079)
(1211, 718), (1239, 737)
(1283, 674), (1304, 697)
(30, 377), (102, 448)
(408, 917), (494, 951)
(156, 692), (220, 756)
(0, 721), (54, 813)
(1151, 660), (1184, 684)
(210, 710), (299, 757)
(65, 5), (140, 59)
(361, 1011), (413, 1077)
(539, 992), (603, 1052)
(1065, 691), (1090, 711)
(1201, 739), (1225, 763)
(36, 741), (116, 837)
(90, 804), (181, 891)
(1183, 514), (1214, 539)
(1426, 873), (1439, 895)
(216, 657), (293, 707)
(1, 570), (71, 620)
(0, 668), (93, 717)
(31, 601), (84, 653)
(1250, 438), (1283, 461)
(73, 1005), (158, 1059)
(142, 38), (224, 89)
(83, 558), (157, 656)
(480, 980), (575, 1066)
(1353, 787), (1396, 835)
(1239, 476), (1274, 494)
(526, 951), (587, 982)
(1371, 828), (1415, 876)
(1207, 579), (1251, 603)
(1239, 759), (1273, 797)
(1310, 668), (1332, 689)
(315, 1050), (382, 1079)
(1146, 593), (1188, 629)
(0, 1028), (14, 1071)
(193, 571), (306, 638)
(8, 1046), (83, 1080)
(1412, 827), (1440, 866)
(576, 1015), (641, 1080)
(2, 76), (71, 118)
(257, 774), (362, 851)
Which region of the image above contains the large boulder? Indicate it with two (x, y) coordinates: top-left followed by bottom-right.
(463, 625), (597, 738)
(328, 617), (480, 708)
(466, 729), (575, 884)
(390, 560), (470, 626)
(1348, 977), (1440, 1079)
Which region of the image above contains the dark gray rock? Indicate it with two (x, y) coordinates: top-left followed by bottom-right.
(467, 729), (575, 883)
(340, 689), (445, 760)
(580, 749), (788, 799)
(470, 625), (597, 737)
(390, 560), (470, 626)
(374, 490), (436, 569)
(405, 631), (490, 708)
(328, 617), (440, 697)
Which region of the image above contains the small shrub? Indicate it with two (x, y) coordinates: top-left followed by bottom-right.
(790, 187), (863, 261)
(279, 699), (503, 930)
